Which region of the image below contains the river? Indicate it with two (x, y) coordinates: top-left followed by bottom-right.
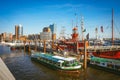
(0, 45), (120, 80)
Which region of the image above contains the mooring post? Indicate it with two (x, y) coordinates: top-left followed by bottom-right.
(44, 40), (46, 53)
(29, 41), (31, 52)
(39, 40), (40, 47)
(76, 41), (79, 54)
(52, 40), (54, 49)
(35, 40), (37, 52)
(24, 40), (26, 52)
(84, 40), (87, 70)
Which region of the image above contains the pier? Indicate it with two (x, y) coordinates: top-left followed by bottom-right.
(0, 58), (15, 80)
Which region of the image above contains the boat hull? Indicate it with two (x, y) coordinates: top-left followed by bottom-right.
(91, 50), (120, 59)
(31, 56), (81, 71)
(88, 56), (120, 75)
(88, 63), (120, 75)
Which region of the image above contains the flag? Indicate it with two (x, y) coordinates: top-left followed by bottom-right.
(86, 33), (89, 40)
(82, 29), (86, 32)
(101, 26), (103, 32)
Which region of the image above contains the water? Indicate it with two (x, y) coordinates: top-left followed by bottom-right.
(0, 45), (120, 80)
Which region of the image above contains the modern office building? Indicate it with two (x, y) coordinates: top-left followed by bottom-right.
(49, 24), (57, 40)
(15, 24), (23, 40)
(49, 24), (56, 34)
(19, 24), (23, 36)
(15, 25), (19, 40)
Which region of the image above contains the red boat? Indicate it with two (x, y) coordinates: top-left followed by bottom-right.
(57, 26), (120, 59)
(87, 9), (120, 59)
(57, 26), (88, 52)
(56, 9), (120, 59)
(87, 46), (120, 59)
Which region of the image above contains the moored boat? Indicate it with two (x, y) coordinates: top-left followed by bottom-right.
(56, 9), (120, 59)
(31, 53), (82, 70)
(89, 56), (120, 74)
(87, 46), (120, 59)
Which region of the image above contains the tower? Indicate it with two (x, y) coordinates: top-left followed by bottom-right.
(49, 24), (56, 34)
(15, 25), (19, 40)
(19, 24), (23, 36)
(15, 24), (23, 40)
(49, 24), (57, 40)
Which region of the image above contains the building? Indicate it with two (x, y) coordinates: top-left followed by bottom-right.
(15, 25), (19, 40)
(39, 27), (52, 40)
(9, 33), (13, 41)
(2, 32), (6, 41)
(0, 33), (4, 41)
(28, 34), (40, 40)
(19, 24), (23, 36)
(49, 24), (56, 34)
(0, 32), (13, 42)
(49, 24), (57, 40)
(40, 32), (52, 40)
(43, 27), (51, 32)
(15, 24), (23, 40)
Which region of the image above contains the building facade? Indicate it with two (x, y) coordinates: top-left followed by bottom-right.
(43, 27), (51, 32)
(15, 24), (23, 40)
(49, 24), (57, 40)
(40, 32), (52, 40)
(15, 25), (19, 40)
(49, 24), (56, 34)
(28, 34), (40, 40)
(0, 32), (13, 42)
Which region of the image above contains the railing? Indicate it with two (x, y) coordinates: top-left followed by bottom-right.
(87, 46), (120, 52)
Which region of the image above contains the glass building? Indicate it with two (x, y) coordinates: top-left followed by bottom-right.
(49, 24), (57, 34)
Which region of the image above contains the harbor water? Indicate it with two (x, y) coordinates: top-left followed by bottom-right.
(0, 45), (120, 80)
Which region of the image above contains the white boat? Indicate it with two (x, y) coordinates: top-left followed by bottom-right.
(89, 56), (120, 74)
(31, 52), (82, 70)
(0, 40), (24, 47)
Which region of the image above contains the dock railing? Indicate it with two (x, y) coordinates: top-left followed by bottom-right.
(87, 45), (120, 52)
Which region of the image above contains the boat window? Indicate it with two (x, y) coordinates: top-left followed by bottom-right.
(115, 65), (120, 70)
(55, 62), (60, 67)
(102, 63), (105, 65)
(63, 61), (69, 67)
(95, 61), (100, 64)
(90, 61), (94, 63)
(49, 60), (52, 64)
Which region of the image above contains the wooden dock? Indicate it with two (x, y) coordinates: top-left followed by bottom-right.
(0, 58), (15, 80)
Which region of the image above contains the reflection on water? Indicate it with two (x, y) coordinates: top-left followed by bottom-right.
(58, 70), (81, 80)
(0, 45), (120, 80)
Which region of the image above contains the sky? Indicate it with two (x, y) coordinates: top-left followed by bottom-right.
(0, 0), (120, 39)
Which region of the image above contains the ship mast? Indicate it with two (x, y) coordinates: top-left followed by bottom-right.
(112, 8), (114, 45)
(81, 16), (84, 41)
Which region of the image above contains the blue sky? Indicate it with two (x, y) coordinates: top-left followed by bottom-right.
(0, 0), (120, 39)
